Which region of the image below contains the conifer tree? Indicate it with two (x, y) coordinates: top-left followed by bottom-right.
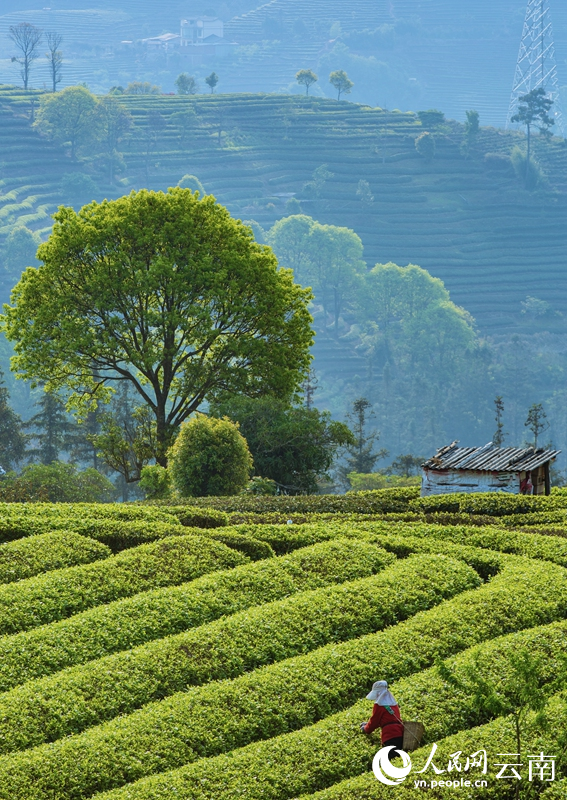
(0, 369), (26, 470)
(24, 392), (75, 464)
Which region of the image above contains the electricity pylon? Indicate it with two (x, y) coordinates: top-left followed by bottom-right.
(506, 0), (564, 136)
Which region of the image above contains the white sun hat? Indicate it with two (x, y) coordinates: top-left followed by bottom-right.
(366, 680), (398, 706)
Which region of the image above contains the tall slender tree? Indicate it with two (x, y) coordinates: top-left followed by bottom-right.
(45, 31), (63, 93)
(9, 23), (42, 90)
(493, 395), (506, 447)
(525, 402), (549, 449)
(340, 397), (388, 484)
(24, 392), (75, 464)
(0, 369), (27, 470)
(511, 88), (554, 183)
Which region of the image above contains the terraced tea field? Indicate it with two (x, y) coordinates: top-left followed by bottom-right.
(1, 489), (567, 798)
(2, 88), (567, 335)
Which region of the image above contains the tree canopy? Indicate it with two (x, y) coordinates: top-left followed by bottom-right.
(329, 70), (353, 100)
(296, 69), (318, 95)
(268, 214), (365, 334)
(214, 395), (354, 494)
(35, 86), (98, 160)
(2, 188), (313, 464)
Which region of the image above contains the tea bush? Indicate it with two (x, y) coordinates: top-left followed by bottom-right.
(0, 555), (478, 756)
(0, 531), (111, 583)
(0, 535), (246, 636)
(0, 539), (394, 691)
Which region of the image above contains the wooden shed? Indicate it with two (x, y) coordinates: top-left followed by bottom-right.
(421, 441), (561, 497)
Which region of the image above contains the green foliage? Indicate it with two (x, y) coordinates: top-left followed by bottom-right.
(0, 538), (392, 692)
(525, 401), (549, 449)
(214, 396), (353, 493)
(0, 555), (478, 780)
(415, 130), (435, 160)
(0, 531), (110, 585)
(169, 414), (253, 496)
(347, 472), (421, 490)
(34, 86), (98, 160)
(0, 369), (26, 469)
(1, 188), (313, 464)
(177, 173), (205, 194)
(124, 82), (160, 95)
(139, 464), (171, 499)
(296, 69), (318, 95)
(24, 393), (75, 464)
(0, 534), (246, 637)
(89, 396), (157, 482)
(2, 225), (40, 280)
(174, 73), (198, 95)
(511, 144), (543, 189)
(205, 72), (219, 93)
(0, 462), (115, 503)
(242, 476), (278, 495)
(268, 213), (365, 333)
(417, 108), (445, 128)
(329, 69), (354, 100)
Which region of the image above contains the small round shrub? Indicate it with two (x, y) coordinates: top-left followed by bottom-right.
(168, 414), (253, 497)
(139, 465), (171, 499)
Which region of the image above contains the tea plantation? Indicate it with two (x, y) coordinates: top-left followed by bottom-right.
(2, 87), (567, 331)
(1, 489), (567, 798)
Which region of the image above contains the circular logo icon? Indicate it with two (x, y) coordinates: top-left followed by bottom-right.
(372, 747), (412, 786)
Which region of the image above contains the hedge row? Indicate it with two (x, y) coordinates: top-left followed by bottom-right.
(0, 539), (395, 692)
(205, 530), (275, 560)
(0, 531), (111, 584)
(296, 697), (567, 800)
(154, 487), (420, 515)
(0, 535), (247, 636)
(0, 555), (479, 757)
(228, 520), (567, 567)
(411, 492), (567, 516)
(13, 555), (566, 800)
(0, 505), (227, 550)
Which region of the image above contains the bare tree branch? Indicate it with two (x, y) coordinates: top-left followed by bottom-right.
(9, 23), (43, 90)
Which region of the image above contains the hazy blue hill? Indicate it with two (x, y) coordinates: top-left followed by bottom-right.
(1, 87), (566, 337)
(1, 0), (566, 122)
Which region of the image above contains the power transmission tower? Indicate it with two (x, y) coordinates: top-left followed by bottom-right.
(506, 0), (564, 136)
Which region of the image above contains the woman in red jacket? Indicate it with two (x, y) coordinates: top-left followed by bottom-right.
(360, 680), (404, 757)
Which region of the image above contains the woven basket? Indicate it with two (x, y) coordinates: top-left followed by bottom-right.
(402, 721), (424, 752)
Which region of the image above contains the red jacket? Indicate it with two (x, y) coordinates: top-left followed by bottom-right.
(363, 703), (403, 743)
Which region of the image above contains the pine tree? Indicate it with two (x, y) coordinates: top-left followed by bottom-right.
(338, 397), (388, 486)
(0, 369), (27, 470)
(24, 392), (75, 464)
(493, 395), (506, 447)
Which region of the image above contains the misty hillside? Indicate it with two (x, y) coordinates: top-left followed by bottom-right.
(0, 0), (566, 124)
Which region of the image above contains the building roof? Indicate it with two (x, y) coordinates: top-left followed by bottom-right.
(142, 33), (180, 44)
(422, 441), (561, 472)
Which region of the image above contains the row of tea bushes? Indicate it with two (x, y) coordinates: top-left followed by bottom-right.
(0, 539), (394, 692)
(226, 520), (567, 567)
(0, 532), (111, 584)
(296, 696), (567, 800)
(162, 488), (421, 515)
(0, 505), (227, 550)
(0, 535), (246, 636)
(16, 556), (567, 800)
(0, 555), (479, 756)
(411, 492), (567, 516)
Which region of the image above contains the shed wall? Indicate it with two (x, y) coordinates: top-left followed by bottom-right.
(421, 468), (519, 497)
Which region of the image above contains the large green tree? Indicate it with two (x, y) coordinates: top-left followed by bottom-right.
(214, 395), (354, 494)
(2, 188), (313, 464)
(269, 214), (365, 334)
(34, 86), (97, 160)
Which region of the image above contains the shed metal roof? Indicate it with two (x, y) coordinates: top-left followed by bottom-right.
(422, 441), (561, 472)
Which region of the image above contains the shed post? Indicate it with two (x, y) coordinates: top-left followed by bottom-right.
(545, 461), (551, 495)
